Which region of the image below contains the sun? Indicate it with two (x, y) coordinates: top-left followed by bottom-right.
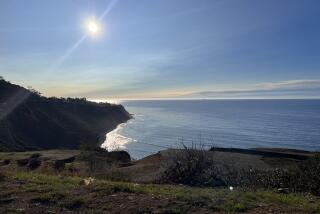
(88, 21), (98, 33)
(86, 20), (100, 36)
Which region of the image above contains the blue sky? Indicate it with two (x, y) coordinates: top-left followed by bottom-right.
(1, 0), (320, 99)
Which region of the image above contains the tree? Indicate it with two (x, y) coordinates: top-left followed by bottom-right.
(27, 86), (42, 96)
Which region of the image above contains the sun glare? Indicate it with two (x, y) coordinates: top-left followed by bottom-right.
(88, 21), (98, 33)
(86, 19), (100, 36)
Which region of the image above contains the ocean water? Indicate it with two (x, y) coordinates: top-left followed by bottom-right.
(101, 99), (320, 158)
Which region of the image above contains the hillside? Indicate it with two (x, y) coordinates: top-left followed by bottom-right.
(0, 149), (319, 213)
(0, 78), (131, 151)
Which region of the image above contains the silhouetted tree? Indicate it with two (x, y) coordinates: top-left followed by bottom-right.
(27, 86), (42, 96)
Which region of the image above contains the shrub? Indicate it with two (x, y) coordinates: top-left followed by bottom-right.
(160, 146), (320, 196)
(28, 158), (41, 170)
(160, 143), (223, 186)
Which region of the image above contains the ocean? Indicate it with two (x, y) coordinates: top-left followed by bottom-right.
(101, 99), (320, 158)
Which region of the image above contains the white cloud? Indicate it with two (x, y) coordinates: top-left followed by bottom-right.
(185, 79), (320, 98)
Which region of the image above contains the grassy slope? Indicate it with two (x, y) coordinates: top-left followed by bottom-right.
(1, 150), (319, 213)
(0, 172), (319, 213)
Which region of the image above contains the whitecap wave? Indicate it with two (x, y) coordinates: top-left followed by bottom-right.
(101, 122), (136, 151)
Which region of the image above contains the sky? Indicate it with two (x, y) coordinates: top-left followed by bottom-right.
(1, 0), (320, 99)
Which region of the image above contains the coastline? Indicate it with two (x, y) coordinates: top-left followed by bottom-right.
(99, 113), (133, 150)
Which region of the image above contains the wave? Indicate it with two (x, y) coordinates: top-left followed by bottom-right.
(101, 122), (136, 151)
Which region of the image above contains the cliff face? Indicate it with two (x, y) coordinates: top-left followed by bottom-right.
(0, 79), (131, 151)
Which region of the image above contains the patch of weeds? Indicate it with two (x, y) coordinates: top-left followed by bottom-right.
(184, 195), (209, 207)
(30, 192), (66, 204)
(255, 191), (320, 213)
(62, 197), (85, 209)
(13, 172), (81, 190)
(224, 202), (248, 213)
(23, 183), (54, 193)
(95, 170), (131, 182)
(112, 184), (135, 193)
(93, 181), (137, 196)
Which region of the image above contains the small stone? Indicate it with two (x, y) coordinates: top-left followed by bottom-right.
(277, 188), (289, 194)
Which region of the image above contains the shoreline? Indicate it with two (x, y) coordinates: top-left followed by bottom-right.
(99, 113), (133, 150)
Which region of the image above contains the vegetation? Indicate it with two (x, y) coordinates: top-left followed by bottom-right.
(0, 78), (131, 151)
(160, 143), (223, 186)
(1, 147), (320, 213)
(161, 144), (320, 196)
(0, 171), (319, 213)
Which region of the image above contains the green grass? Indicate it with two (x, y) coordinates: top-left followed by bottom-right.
(0, 150), (80, 161)
(6, 172), (320, 213)
(243, 191), (320, 213)
(224, 202), (248, 213)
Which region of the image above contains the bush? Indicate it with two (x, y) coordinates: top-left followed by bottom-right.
(160, 146), (320, 196)
(28, 158), (41, 170)
(160, 143), (224, 186)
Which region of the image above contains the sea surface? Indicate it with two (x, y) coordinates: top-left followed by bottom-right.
(101, 99), (320, 158)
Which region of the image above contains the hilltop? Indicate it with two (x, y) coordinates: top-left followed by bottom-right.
(0, 78), (131, 151)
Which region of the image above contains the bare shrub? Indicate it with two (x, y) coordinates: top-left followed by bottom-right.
(160, 144), (320, 196)
(160, 143), (224, 186)
(211, 155), (320, 196)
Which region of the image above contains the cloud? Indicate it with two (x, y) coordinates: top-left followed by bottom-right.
(185, 79), (320, 98)
(255, 79), (320, 90)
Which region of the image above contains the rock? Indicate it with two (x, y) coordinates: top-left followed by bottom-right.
(107, 151), (131, 163)
(28, 158), (41, 170)
(80, 177), (95, 186)
(0, 197), (15, 204)
(2, 159), (10, 165)
(16, 158), (29, 166)
(53, 160), (65, 170)
(53, 156), (76, 170)
(29, 153), (41, 159)
(60, 156), (76, 163)
(277, 188), (290, 194)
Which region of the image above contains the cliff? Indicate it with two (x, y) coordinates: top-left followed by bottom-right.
(0, 78), (131, 151)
